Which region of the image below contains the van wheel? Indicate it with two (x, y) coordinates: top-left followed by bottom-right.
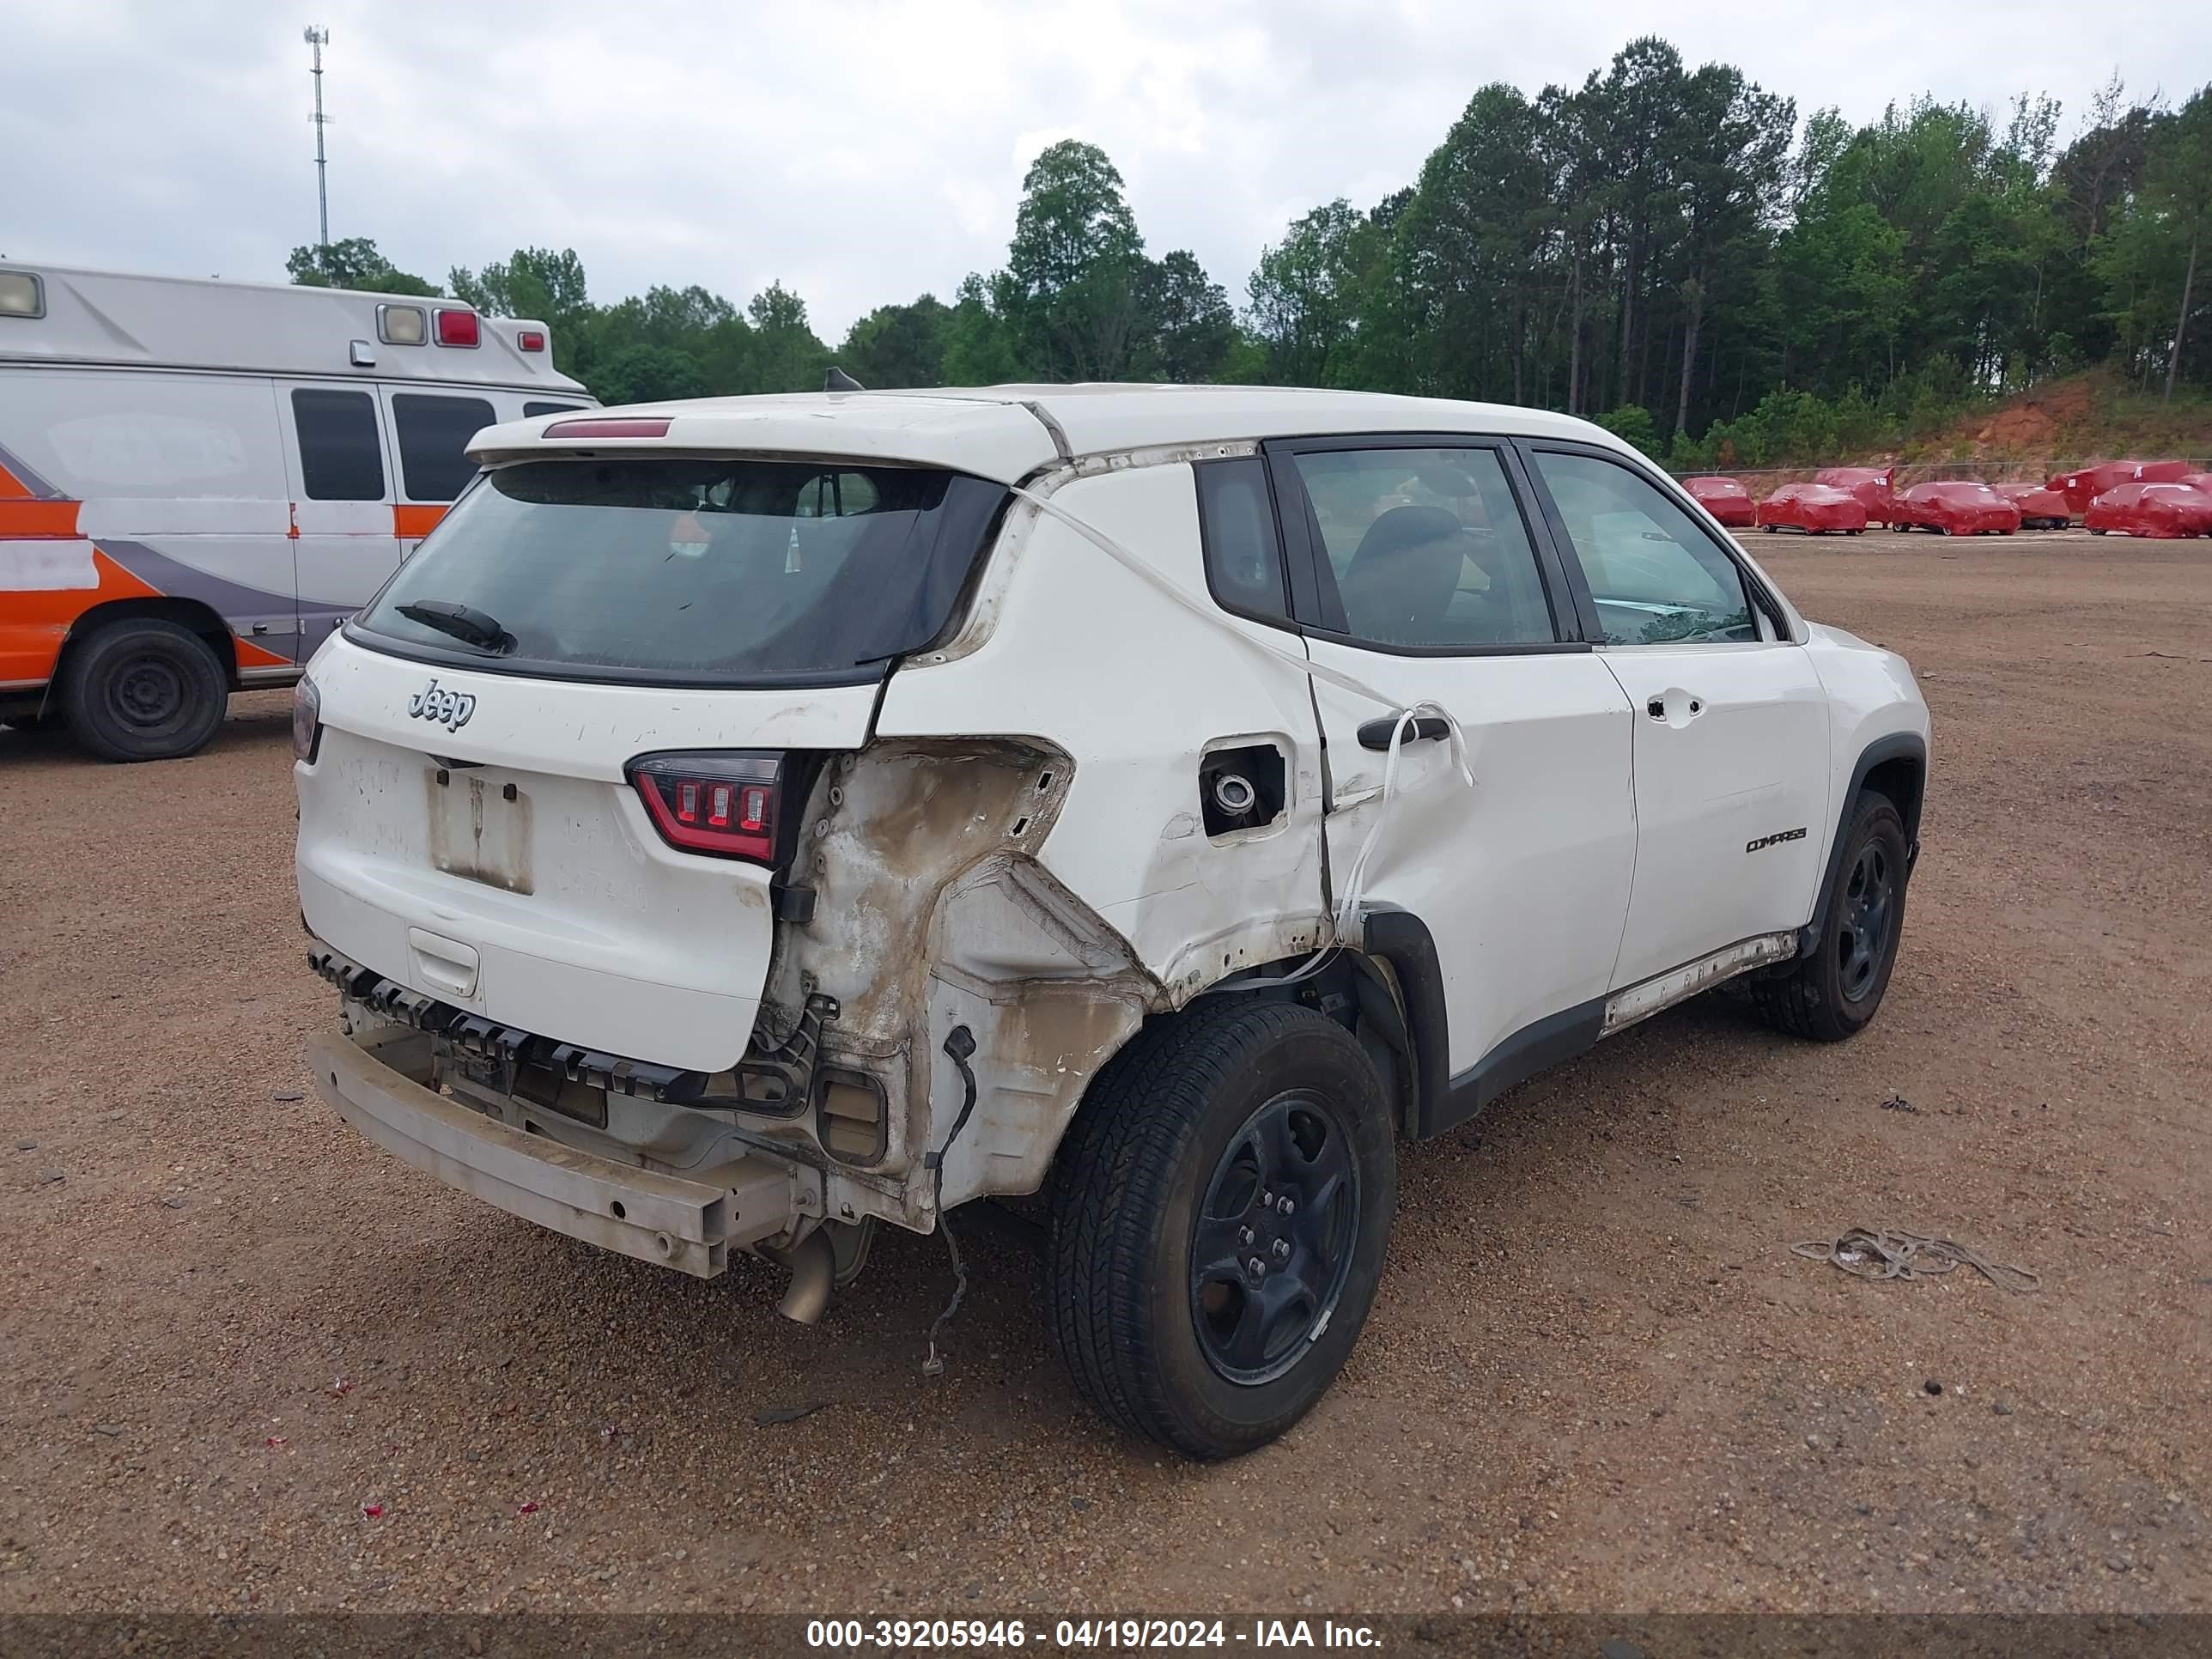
(1048, 1000), (1395, 1461)
(1752, 792), (1909, 1042)
(61, 619), (228, 763)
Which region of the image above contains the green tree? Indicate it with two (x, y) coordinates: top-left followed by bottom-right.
(839, 295), (951, 387)
(942, 274), (1024, 385)
(447, 247), (591, 326)
(1248, 199), (1369, 386)
(286, 237), (439, 295)
(589, 343), (707, 406)
(1139, 251), (1234, 381)
(1593, 404), (1658, 452)
(1393, 83), (1556, 404)
(1667, 64), (1793, 434)
(745, 282), (832, 392)
(994, 140), (1148, 380)
(2142, 89), (2212, 398)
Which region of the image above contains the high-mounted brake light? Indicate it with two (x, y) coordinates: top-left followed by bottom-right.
(434, 307), (480, 347)
(544, 416), (671, 440)
(516, 329), (546, 352)
(627, 751), (781, 864)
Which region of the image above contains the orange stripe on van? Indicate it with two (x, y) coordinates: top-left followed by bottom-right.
(235, 637), (294, 671)
(0, 547), (161, 684)
(393, 505), (447, 538)
(0, 498), (81, 538)
(0, 463), (36, 501)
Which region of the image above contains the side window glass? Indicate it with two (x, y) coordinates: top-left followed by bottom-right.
(391, 393), (495, 501)
(1285, 446), (1557, 649)
(290, 388), (385, 501)
(524, 401), (586, 419)
(1196, 457), (1291, 623)
(1531, 452), (1757, 645)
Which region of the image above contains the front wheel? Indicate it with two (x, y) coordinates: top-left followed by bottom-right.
(1048, 1000), (1396, 1460)
(1752, 793), (1910, 1042)
(59, 619), (228, 763)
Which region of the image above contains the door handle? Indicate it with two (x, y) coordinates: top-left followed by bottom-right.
(1358, 713), (1452, 750)
(1645, 693), (1705, 721)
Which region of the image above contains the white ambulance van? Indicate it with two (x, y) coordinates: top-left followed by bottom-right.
(0, 262), (592, 760)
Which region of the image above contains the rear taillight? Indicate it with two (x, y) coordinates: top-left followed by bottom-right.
(292, 676), (321, 763)
(516, 329), (546, 352)
(627, 751), (781, 864)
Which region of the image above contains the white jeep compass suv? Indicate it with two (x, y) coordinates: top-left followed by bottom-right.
(295, 385), (1929, 1460)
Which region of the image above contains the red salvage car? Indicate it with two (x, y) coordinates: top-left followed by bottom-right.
(1994, 482), (2073, 529)
(1757, 483), (1869, 534)
(1896, 482), (2022, 535)
(1683, 476), (1757, 527)
(2181, 472), (2212, 493)
(1814, 466), (1899, 527)
(2083, 483), (2212, 538)
(2048, 459), (2193, 516)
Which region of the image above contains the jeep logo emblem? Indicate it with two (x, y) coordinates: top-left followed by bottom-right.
(407, 678), (476, 731)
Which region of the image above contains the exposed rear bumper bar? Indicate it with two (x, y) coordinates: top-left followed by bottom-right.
(307, 1024), (793, 1279)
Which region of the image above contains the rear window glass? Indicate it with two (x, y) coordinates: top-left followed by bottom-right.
(353, 459), (1007, 687)
(392, 393), (494, 501)
(291, 388), (385, 501)
(524, 401), (586, 419)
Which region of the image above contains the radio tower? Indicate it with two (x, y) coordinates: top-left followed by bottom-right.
(304, 26), (331, 248)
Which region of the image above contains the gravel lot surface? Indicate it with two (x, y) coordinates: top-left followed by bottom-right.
(1, 528), (2206, 1617)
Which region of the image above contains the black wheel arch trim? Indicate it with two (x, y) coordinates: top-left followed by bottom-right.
(1358, 907), (1603, 1140)
(1796, 731), (1926, 960)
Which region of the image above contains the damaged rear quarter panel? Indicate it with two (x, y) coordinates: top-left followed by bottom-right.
(860, 462), (1334, 1205)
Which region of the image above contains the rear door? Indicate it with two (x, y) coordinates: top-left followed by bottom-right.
(1266, 435), (1638, 1097)
(1520, 443), (1830, 989)
(278, 381), (398, 653)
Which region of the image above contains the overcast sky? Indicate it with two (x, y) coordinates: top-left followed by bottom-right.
(4, 0), (2206, 338)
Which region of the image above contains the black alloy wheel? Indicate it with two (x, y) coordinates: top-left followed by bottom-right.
(1188, 1089), (1360, 1385)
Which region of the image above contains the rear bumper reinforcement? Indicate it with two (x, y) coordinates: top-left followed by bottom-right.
(307, 1025), (793, 1279)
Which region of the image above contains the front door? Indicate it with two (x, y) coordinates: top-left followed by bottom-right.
(1267, 436), (1639, 1096)
(1520, 445), (1832, 989)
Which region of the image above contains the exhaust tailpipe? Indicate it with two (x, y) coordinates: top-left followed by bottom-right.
(772, 1227), (836, 1325)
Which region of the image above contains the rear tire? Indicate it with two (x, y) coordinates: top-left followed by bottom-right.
(59, 619), (228, 763)
(1048, 1000), (1395, 1461)
(1752, 793), (1910, 1042)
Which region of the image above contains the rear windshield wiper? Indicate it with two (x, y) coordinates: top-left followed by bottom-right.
(396, 600), (512, 653)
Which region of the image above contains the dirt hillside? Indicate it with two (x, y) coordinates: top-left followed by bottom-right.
(1899, 370), (2212, 467)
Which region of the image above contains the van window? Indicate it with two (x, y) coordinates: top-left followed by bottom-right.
(291, 389), (386, 501)
(353, 458), (1008, 688)
(524, 401), (586, 419)
(391, 393), (495, 501)
(15, 372), (285, 501)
